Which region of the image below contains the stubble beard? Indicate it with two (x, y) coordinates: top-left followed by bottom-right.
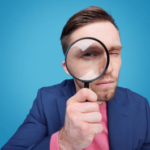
(74, 73), (119, 103)
(91, 74), (119, 102)
(95, 84), (117, 102)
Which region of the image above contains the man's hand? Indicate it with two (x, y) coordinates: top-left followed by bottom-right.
(58, 88), (103, 150)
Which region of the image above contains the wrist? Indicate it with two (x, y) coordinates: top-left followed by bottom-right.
(58, 128), (77, 150)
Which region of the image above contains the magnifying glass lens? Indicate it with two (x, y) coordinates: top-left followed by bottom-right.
(66, 38), (108, 82)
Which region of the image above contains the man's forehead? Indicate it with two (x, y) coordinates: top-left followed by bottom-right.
(69, 21), (121, 49)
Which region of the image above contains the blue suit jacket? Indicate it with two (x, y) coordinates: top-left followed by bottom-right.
(1, 79), (150, 150)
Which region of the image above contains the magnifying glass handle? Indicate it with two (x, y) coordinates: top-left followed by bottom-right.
(84, 82), (89, 102)
(84, 82), (89, 88)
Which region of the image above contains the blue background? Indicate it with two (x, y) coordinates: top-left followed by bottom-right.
(0, 0), (150, 148)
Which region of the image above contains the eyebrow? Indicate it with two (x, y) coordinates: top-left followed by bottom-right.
(109, 45), (123, 51)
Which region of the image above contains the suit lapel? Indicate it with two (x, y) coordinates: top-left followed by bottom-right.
(107, 87), (132, 150)
(56, 95), (71, 126)
(56, 79), (76, 126)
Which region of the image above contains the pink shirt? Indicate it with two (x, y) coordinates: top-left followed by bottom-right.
(50, 102), (109, 150)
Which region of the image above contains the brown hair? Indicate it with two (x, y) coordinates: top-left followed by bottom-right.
(60, 6), (118, 54)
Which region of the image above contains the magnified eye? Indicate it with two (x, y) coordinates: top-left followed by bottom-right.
(84, 53), (94, 57)
(82, 51), (103, 58)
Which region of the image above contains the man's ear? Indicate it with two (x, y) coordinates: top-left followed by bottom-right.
(62, 61), (70, 75)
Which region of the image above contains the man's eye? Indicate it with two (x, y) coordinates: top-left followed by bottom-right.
(84, 53), (94, 57)
(110, 53), (119, 55)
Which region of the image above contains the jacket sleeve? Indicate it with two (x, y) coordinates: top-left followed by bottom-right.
(141, 99), (150, 149)
(1, 88), (51, 150)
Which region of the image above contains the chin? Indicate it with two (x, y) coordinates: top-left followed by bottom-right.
(96, 86), (117, 102)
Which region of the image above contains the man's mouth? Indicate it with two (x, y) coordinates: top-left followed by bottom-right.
(95, 81), (114, 88)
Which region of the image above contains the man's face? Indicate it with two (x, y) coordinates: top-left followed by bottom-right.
(63, 21), (122, 104)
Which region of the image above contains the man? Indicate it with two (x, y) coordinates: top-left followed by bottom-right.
(1, 6), (150, 150)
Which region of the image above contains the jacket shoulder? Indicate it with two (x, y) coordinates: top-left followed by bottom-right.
(39, 79), (69, 97)
(116, 86), (148, 106)
(117, 86), (146, 99)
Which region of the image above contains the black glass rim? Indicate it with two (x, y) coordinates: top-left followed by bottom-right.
(65, 37), (110, 83)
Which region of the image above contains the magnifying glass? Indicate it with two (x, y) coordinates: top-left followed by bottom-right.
(65, 37), (109, 89)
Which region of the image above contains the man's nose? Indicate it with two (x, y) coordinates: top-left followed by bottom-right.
(104, 61), (113, 75)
